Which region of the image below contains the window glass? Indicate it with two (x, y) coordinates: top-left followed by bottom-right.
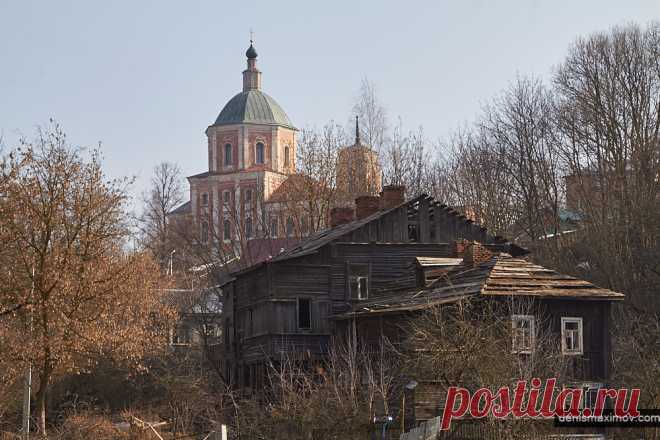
(223, 219), (231, 241)
(224, 143), (232, 166)
(223, 190), (231, 204)
(245, 217), (253, 239)
(256, 142), (265, 164)
(561, 317), (583, 355)
(348, 264), (369, 300)
(284, 146), (290, 167)
(511, 315), (535, 353)
(245, 189), (252, 203)
(171, 325), (191, 345)
(201, 193), (209, 206)
(200, 221), (209, 243)
(298, 298), (311, 329)
(270, 218), (278, 237)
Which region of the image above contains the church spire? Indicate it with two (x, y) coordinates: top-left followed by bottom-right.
(355, 115), (361, 145)
(243, 36), (261, 91)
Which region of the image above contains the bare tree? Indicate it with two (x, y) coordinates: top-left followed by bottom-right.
(139, 162), (184, 266)
(352, 78), (388, 154)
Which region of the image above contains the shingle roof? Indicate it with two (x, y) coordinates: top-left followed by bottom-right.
(335, 254), (624, 319)
(213, 90), (296, 130)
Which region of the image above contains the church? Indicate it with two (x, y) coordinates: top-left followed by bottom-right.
(169, 41), (383, 265)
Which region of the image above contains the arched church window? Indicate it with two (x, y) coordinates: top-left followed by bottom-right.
(224, 143), (232, 166)
(286, 217), (294, 237)
(223, 219), (231, 241)
(284, 146), (290, 167)
(245, 188), (252, 203)
(200, 221), (209, 243)
(223, 190), (231, 205)
(256, 142), (265, 165)
(245, 217), (253, 239)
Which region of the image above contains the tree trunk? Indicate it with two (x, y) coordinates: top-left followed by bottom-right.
(35, 367), (50, 437)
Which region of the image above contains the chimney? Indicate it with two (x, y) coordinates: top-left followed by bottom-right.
(460, 241), (494, 267)
(379, 185), (406, 210)
(355, 195), (380, 220)
(330, 207), (354, 227)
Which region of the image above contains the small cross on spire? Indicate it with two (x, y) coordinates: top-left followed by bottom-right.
(249, 29), (254, 44)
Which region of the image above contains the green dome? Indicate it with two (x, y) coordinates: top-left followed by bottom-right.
(213, 90), (296, 130)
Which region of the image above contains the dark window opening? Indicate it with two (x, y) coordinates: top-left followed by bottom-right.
(245, 217), (253, 238)
(224, 143), (232, 166)
(200, 221), (209, 243)
(201, 193), (209, 206)
(348, 264), (369, 300)
(408, 224), (418, 241)
(284, 146), (290, 167)
(270, 217), (278, 237)
(298, 298), (311, 330)
(223, 219), (231, 241)
(245, 188), (252, 203)
(256, 142), (265, 164)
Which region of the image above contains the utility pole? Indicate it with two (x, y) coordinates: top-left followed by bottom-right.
(21, 365), (31, 439)
(22, 265), (35, 440)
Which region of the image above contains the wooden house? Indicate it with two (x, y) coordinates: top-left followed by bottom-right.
(221, 186), (527, 388)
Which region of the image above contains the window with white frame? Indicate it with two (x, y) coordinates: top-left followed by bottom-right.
(511, 315), (535, 353)
(171, 325), (191, 345)
(348, 263), (369, 300)
(561, 317), (583, 355)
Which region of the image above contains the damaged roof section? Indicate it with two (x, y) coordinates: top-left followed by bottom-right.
(270, 194), (528, 264)
(335, 254), (624, 319)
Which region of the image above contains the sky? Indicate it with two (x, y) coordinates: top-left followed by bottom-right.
(1, 0), (659, 209)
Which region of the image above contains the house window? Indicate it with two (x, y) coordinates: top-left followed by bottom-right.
(511, 315), (535, 353)
(200, 193), (209, 206)
(298, 298), (311, 330)
(223, 190), (231, 205)
(245, 217), (253, 239)
(171, 325), (191, 345)
(224, 143), (232, 166)
(256, 142), (265, 164)
(245, 188), (252, 203)
(202, 323), (219, 338)
(269, 217), (278, 237)
(200, 221), (209, 243)
(284, 146), (290, 167)
(223, 219), (231, 241)
(348, 264), (369, 300)
(561, 317), (584, 355)
(286, 217), (294, 237)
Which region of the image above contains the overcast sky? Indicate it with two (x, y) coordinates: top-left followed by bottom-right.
(1, 0), (658, 208)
